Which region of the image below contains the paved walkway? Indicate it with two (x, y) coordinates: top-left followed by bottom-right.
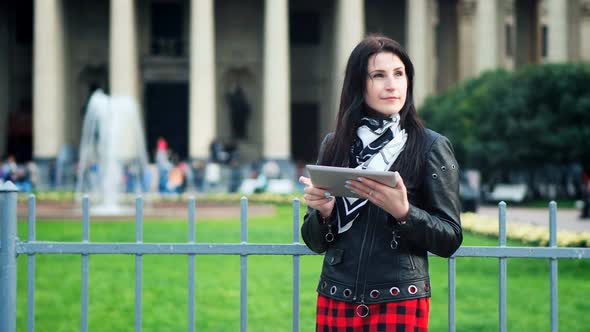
(476, 205), (590, 233)
(17, 201), (276, 221)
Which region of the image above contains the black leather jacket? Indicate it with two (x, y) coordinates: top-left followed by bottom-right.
(301, 129), (462, 305)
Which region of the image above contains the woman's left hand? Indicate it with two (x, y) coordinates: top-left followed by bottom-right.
(345, 172), (409, 221)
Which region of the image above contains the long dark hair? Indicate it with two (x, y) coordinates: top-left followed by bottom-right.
(320, 34), (427, 187)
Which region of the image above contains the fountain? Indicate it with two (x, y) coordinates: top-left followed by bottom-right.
(75, 89), (149, 215)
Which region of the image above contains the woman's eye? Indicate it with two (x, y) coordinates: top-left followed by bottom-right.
(372, 73), (384, 78)
(395, 71), (404, 77)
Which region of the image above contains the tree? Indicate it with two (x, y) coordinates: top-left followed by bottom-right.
(420, 64), (590, 197)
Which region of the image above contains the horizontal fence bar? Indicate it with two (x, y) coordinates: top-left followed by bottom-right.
(15, 243), (590, 258)
(455, 246), (590, 258)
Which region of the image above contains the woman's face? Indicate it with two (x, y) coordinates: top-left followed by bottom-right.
(364, 52), (407, 116)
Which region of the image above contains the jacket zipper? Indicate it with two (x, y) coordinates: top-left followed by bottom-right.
(352, 206), (373, 302)
(396, 222), (415, 270)
(407, 249), (416, 270)
(360, 208), (380, 298)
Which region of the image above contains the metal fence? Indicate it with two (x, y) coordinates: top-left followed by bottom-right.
(2, 181), (590, 332)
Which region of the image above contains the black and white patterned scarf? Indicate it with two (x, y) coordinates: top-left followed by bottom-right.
(335, 113), (407, 233)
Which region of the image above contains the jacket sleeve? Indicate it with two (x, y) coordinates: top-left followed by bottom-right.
(301, 133), (335, 254)
(397, 135), (463, 257)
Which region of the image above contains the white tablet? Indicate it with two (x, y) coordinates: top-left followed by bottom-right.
(306, 164), (397, 198)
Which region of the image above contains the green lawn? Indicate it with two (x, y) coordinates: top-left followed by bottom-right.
(14, 205), (590, 331)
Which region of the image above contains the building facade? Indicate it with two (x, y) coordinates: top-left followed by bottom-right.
(1, 0), (589, 177)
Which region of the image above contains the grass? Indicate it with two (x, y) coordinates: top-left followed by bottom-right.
(482, 199), (579, 209)
(13, 205), (590, 331)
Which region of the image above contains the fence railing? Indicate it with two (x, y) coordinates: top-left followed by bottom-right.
(1, 181), (590, 332)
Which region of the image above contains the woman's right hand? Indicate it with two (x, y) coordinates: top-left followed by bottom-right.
(299, 176), (335, 218)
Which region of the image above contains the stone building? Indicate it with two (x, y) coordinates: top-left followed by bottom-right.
(1, 0), (589, 182)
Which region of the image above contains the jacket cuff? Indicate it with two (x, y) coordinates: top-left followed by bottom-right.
(317, 208), (337, 224)
(308, 209), (334, 234)
(396, 204), (421, 230)
(387, 203), (416, 225)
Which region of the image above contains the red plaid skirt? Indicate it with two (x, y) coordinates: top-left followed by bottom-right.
(316, 294), (429, 332)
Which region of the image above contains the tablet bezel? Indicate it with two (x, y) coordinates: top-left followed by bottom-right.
(306, 164), (397, 198)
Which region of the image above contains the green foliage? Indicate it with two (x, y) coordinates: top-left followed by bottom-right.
(420, 64), (590, 179)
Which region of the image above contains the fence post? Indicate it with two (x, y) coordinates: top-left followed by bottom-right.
(1, 181), (19, 332)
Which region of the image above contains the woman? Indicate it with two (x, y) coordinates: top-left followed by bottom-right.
(300, 35), (462, 331)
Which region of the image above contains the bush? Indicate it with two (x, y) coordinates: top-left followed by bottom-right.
(420, 64), (590, 191)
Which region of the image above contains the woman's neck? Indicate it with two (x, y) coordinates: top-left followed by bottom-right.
(365, 108), (391, 120)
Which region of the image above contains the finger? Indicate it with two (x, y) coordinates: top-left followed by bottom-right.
(346, 180), (373, 196)
(356, 182), (383, 201)
(304, 186), (332, 198)
(315, 202), (334, 211)
(358, 176), (396, 193)
(304, 193), (332, 202)
(355, 176), (379, 188)
(299, 176), (312, 187)
(304, 196), (333, 208)
(394, 172), (406, 191)
(317, 197), (334, 208)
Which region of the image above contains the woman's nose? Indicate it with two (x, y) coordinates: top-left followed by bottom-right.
(384, 77), (396, 90)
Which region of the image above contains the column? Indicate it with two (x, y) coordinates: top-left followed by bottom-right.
(546, 0), (568, 62)
(0, 5), (9, 158)
(458, 0), (477, 80)
(33, 0), (66, 159)
(109, 0), (139, 100)
(263, 0), (290, 159)
(581, 1), (590, 61)
(189, 0), (215, 159)
(407, 0), (434, 108)
(475, 0), (501, 74)
(333, 0), (364, 120)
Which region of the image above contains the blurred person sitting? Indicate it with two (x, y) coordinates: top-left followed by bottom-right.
(191, 160), (206, 192)
(167, 164), (185, 194)
(209, 138), (229, 164)
(0, 160), (4, 183)
(262, 160), (281, 179)
(2, 155), (18, 179)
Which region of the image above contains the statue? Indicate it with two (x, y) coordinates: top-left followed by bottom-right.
(226, 84), (251, 139)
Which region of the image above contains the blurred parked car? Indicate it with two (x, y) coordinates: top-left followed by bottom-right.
(459, 171), (480, 212)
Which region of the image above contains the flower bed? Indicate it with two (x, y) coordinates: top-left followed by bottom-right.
(462, 213), (590, 248)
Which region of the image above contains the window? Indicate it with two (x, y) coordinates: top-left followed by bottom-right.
(541, 25), (548, 58)
(505, 24), (513, 57)
(150, 2), (184, 56)
(16, 0), (33, 45)
(289, 11), (321, 45)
